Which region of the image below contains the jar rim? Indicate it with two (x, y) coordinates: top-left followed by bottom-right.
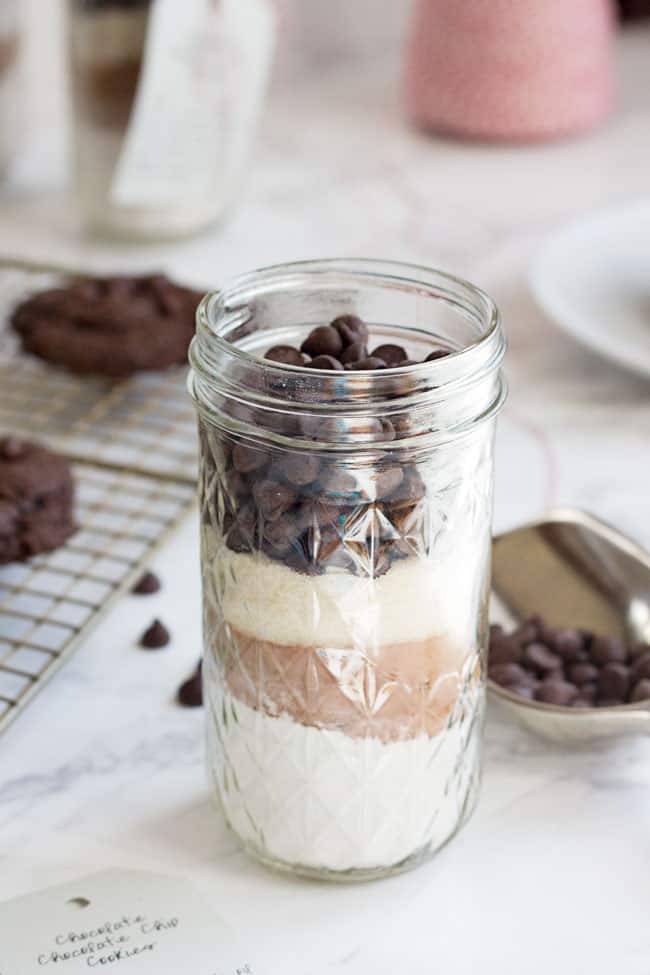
(189, 258), (506, 449)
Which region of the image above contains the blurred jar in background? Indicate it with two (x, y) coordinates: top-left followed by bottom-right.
(405, 0), (615, 142)
(0, 0), (19, 177)
(67, 0), (275, 240)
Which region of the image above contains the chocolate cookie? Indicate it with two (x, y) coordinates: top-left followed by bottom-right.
(0, 437), (76, 565)
(11, 274), (203, 377)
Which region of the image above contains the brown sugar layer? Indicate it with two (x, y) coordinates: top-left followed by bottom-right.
(219, 627), (479, 742)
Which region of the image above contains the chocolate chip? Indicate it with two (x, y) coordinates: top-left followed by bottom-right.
(232, 443), (268, 474)
(301, 325), (343, 358)
(571, 697), (592, 708)
(331, 314), (368, 345)
(552, 628), (585, 661)
(580, 681), (598, 701)
(345, 356), (387, 370)
(630, 650), (650, 683)
(340, 341), (368, 365)
(264, 345), (304, 365)
(262, 514), (298, 557)
(489, 636), (522, 666)
(370, 344), (408, 366)
(567, 662), (599, 685)
(375, 464), (404, 500)
(629, 641), (650, 660)
(131, 571), (161, 595)
(140, 618), (170, 649)
(489, 662), (532, 686)
(535, 678), (578, 706)
(319, 466), (359, 498)
(503, 682), (535, 700)
(425, 349), (450, 362)
(253, 478), (295, 522)
(630, 678), (650, 703)
(598, 662), (630, 700)
(591, 635), (627, 666)
(274, 453), (320, 486)
(1, 437), (27, 459)
(306, 354), (344, 370)
(178, 661), (203, 707)
(523, 642), (563, 673)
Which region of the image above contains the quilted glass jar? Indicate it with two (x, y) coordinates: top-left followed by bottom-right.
(189, 259), (506, 881)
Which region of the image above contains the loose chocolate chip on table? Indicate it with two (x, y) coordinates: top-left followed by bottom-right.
(371, 344), (408, 367)
(345, 356), (387, 371)
(523, 642), (563, 674)
(535, 678), (578, 706)
(590, 635), (627, 666)
(232, 443), (269, 474)
(306, 354), (344, 370)
(300, 325), (343, 358)
(264, 345), (305, 365)
(340, 341), (368, 365)
(131, 570), (161, 595)
(331, 314), (368, 345)
(140, 618), (170, 649)
(252, 478), (295, 522)
(598, 662), (630, 700)
(178, 660), (203, 708)
(425, 349), (450, 362)
(630, 678), (650, 703)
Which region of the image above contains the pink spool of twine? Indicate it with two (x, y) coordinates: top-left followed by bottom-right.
(405, 0), (616, 142)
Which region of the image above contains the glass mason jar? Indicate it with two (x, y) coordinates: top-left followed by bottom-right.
(66, 0), (275, 240)
(0, 0), (19, 177)
(189, 260), (506, 881)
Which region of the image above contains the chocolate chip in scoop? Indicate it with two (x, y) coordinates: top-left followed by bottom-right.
(489, 616), (650, 709)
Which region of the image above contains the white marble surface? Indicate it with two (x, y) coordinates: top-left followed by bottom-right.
(1, 24), (650, 975)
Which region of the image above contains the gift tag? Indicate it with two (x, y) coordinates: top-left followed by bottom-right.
(111, 0), (275, 209)
(0, 869), (262, 974)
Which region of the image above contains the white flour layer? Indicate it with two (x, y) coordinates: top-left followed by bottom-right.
(207, 691), (480, 873)
(212, 540), (486, 649)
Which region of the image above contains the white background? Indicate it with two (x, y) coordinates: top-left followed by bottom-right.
(1, 5), (650, 975)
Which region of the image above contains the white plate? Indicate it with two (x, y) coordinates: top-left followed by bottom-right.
(530, 201), (650, 380)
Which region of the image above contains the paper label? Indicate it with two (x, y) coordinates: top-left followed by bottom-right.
(0, 869), (262, 974)
(111, 0), (274, 209)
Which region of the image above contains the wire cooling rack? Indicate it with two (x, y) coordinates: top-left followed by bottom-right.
(0, 260), (199, 734)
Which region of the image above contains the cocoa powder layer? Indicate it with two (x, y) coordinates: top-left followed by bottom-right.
(219, 627), (480, 741)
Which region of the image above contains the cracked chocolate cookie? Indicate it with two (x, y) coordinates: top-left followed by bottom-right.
(0, 437), (76, 565)
(11, 273), (203, 377)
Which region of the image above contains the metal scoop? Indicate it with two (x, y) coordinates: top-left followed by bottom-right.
(489, 509), (650, 742)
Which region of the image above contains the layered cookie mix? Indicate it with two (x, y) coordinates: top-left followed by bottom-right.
(200, 313), (492, 874)
(11, 273), (202, 376)
(0, 437), (76, 565)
